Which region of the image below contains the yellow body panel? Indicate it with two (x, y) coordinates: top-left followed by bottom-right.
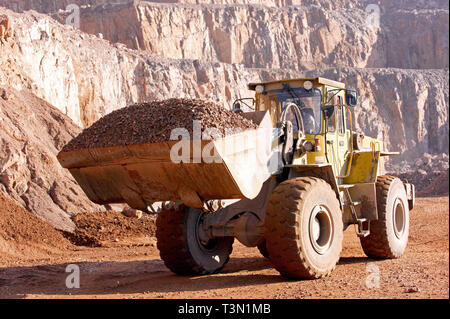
(343, 151), (380, 184)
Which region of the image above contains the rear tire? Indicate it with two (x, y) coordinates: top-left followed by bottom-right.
(156, 205), (234, 275)
(264, 177), (343, 279)
(360, 175), (409, 259)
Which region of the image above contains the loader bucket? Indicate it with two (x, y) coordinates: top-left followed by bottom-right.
(57, 111), (278, 210)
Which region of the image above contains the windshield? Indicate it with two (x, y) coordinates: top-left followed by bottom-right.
(273, 87), (322, 135)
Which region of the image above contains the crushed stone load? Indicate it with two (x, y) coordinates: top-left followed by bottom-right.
(62, 99), (258, 152)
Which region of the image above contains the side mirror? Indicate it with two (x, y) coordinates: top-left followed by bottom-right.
(345, 89), (358, 106)
(322, 105), (335, 119)
(232, 98), (255, 112)
(232, 102), (243, 113)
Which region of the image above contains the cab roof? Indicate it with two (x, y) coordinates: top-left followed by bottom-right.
(248, 77), (346, 91)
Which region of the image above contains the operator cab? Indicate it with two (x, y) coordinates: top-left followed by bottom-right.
(248, 77), (356, 131)
(246, 77), (358, 179)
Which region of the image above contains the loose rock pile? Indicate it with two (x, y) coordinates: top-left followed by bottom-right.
(0, 87), (104, 232)
(62, 99), (258, 152)
(386, 153), (449, 196)
(64, 210), (157, 247)
(0, 193), (70, 249)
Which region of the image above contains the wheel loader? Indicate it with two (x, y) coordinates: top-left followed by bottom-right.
(57, 77), (415, 279)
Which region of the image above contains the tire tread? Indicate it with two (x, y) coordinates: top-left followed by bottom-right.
(265, 177), (342, 279)
(156, 206), (233, 275)
(360, 175), (405, 259)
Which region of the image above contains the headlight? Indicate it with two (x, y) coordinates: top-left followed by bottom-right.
(255, 85), (265, 94)
(303, 81), (313, 91)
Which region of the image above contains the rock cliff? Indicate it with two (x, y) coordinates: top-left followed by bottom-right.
(0, 86), (104, 231)
(2, 7), (446, 157)
(56, 2), (448, 70)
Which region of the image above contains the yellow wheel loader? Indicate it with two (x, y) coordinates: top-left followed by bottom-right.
(58, 77), (415, 279)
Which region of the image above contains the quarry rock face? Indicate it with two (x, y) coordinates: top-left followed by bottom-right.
(301, 68), (449, 160)
(1, 0), (448, 13)
(73, 3), (379, 69)
(387, 153), (449, 196)
(59, 2), (448, 70)
(1, 8), (266, 127)
(0, 1), (448, 228)
(0, 6), (449, 159)
(0, 6), (446, 163)
(0, 0), (131, 13)
(0, 87), (104, 231)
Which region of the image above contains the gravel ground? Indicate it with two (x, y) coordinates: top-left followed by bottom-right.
(0, 196), (447, 299)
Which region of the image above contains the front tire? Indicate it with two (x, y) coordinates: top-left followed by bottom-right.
(257, 240), (269, 259)
(156, 205), (234, 275)
(265, 177), (343, 279)
(360, 175), (410, 259)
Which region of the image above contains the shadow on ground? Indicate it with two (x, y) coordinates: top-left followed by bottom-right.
(0, 255), (372, 298)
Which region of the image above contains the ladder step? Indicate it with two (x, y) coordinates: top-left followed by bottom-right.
(357, 219), (370, 237)
(342, 187), (370, 237)
(338, 184), (355, 190)
(358, 230), (370, 238)
(344, 200), (361, 207)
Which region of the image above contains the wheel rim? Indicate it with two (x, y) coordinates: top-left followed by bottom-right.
(309, 205), (334, 255)
(195, 212), (218, 252)
(393, 198), (406, 239)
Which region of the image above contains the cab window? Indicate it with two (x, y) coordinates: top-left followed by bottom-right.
(337, 106), (345, 135)
(327, 107), (336, 132)
(259, 86), (322, 135)
(277, 87), (322, 135)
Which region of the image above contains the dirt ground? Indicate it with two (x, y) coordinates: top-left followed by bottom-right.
(0, 196), (448, 299)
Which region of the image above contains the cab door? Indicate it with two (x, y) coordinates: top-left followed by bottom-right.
(325, 104), (340, 176)
(325, 95), (350, 181)
(336, 103), (350, 177)
(337, 95), (352, 180)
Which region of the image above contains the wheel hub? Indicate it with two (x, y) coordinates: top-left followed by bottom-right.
(309, 205), (334, 255)
(393, 198), (406, 239)
(195, 212), (219, 251)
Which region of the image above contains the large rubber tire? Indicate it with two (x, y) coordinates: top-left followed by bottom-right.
(257, 240), (270, 259)
(265, 177), (343, 279)
(156, 205), (234, 275)
(360, 175), (410, 259)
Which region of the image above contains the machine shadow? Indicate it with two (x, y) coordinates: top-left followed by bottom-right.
(0, 254), (376, 298)
(0, 257), (282, 298)
(338, 256), (372, 265)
